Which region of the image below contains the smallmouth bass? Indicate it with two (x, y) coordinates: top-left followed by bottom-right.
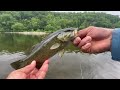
(10, 28), (78, 69)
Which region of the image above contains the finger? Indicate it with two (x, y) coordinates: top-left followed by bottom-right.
(73, 37), (81, 45)
(37, 71), (46, 79)
(30, 68), (38, 75)
(81, 43), (91, 52)
(43, 60), (49, 65)
(30, 74), (37, 79)
(27, 68), (38, 79)
(38, 60), (49, 74)
(78, 36), (92, 48)
(78, 26), (94, 39)
(78, 30), (88, 39)
(37, 64), (49, 79)
(36, 61), (49, 79)
(19, 60), (36, 74)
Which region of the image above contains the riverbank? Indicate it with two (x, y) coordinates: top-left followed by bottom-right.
(2, 32), (48, 35)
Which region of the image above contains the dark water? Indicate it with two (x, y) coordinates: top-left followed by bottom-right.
(0, 33), (120, 79)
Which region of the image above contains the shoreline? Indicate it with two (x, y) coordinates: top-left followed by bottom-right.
(2, 32), (48, 35)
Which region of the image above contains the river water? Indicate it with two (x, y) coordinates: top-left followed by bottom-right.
(0, 33), (120, 79)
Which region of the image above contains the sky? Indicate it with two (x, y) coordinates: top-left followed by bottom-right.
(53, 11), (120, 16)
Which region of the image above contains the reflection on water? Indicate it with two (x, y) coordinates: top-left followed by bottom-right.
(0, 33), (120, 79)
(0, 33), (46, 54)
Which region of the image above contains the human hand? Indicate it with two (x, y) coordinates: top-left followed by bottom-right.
(73, 26), (113, 53)
(7, 60), (49, 79)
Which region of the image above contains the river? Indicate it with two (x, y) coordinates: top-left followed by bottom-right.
(0, 33), (120, 79)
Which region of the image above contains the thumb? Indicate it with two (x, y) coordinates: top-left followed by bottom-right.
(19, 61), (36, 74)
(78, 26), (94, 39)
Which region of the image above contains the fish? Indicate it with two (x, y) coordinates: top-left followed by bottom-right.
(10, 28), (78, 70)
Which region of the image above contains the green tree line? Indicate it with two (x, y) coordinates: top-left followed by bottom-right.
(0, 11), (120, 32)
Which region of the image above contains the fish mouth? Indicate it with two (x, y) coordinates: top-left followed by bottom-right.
(73, 29), (78, 37)
(57, 28), (78, 42)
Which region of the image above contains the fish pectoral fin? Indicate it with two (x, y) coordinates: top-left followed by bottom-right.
(50, 43), (61, 50)
(58, 49), (65, 57)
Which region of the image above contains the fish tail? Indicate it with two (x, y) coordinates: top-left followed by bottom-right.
(11, 60), (44, 70)
(10, 60), (25, 70)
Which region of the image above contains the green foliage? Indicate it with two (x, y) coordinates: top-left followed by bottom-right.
(0, 13), (16, 31)
(0, 11), (120, 32)
(45, 24), (56, 31)
(11, 22), (25, 32)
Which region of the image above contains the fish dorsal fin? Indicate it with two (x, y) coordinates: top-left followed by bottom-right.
(30, 43), (40, 52)
(26, 43), (40, 55)
(50, 43), (61, 50)
(58, 49), (65, 57)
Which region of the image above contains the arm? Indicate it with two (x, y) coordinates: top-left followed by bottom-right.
(111, 28), (120, 61)
(73, 26), (120, 61)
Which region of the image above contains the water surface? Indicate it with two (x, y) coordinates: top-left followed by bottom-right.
(0, 33), (120, 79)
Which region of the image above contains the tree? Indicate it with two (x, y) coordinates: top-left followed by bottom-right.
(114, 21), (120, 28)
(11, 22), (26, 32)
(0, 13), (16, 31)
(0, 11), (120, 32)
(29, 17), (40, 31)
(45, 24), (56, 32)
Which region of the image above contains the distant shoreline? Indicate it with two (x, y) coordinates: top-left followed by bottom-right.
(1, 32), (48, 35)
